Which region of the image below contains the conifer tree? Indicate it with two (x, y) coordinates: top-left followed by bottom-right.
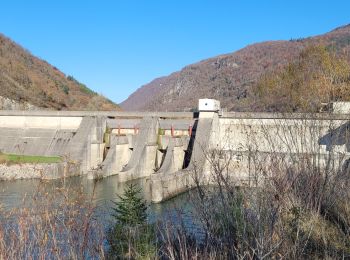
(107, 184), (156, 259)
(112, 184), (147, 226)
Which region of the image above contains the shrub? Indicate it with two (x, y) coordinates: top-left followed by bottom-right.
(0, 185), (105, 259)
(61, 84), (69, 95)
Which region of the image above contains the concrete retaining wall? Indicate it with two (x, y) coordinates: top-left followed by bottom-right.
(150, 112), (350, 202)
(218, 117), (349, 154)
(151, 170), (193, 203)
(212, 116), (350, 185)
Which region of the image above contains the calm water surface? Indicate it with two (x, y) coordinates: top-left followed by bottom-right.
(0, 175), (198, 231)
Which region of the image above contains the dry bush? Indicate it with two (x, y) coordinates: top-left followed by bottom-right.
(0, 183), (105, 259)
(158, 116), (350, 259)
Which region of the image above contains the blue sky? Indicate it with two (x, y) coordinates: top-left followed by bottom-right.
(0, 1), (349, 103)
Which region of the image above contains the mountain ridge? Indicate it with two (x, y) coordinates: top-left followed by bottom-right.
(0, 33), (120, 111)
(121, 24), (350, 112)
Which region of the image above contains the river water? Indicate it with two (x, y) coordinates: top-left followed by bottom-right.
(0, 175), (197, 232)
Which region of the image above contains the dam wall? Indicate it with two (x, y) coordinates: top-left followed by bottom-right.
(211, 113), (349, 185)
(0, 106), (348, 203)
(151, 112), (350, 202)
(218, 112), (349, 154)
(0, 113), (105, 176)
(0, 111), (194, 180)
(151, 112), (219, 202)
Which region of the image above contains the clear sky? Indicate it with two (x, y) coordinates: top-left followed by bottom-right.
(0, 1), (349, 103)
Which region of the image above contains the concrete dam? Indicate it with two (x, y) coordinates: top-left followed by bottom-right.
(0, 100), (349, 202)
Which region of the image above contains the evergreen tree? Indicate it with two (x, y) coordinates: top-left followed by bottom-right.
(112, 184), (147, 226)
(107, 184), (156, 259)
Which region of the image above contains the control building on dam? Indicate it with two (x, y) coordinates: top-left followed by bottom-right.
(0, 99), (349, 202)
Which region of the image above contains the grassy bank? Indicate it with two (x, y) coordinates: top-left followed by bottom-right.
(0, 153), (62, 164)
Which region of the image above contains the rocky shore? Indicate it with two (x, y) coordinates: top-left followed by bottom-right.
(0, 162), (80, 180)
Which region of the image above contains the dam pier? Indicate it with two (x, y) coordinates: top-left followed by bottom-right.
(0, 99), (349, 202)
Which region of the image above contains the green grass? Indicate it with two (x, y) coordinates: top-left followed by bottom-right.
(0, 153), (62, 164)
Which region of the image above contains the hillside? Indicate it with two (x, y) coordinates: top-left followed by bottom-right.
(121, 24), (350, 111)
(0, 34), (120, 111)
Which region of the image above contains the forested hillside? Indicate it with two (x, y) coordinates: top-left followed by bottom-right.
(0, 34), (120, 111)
(121, 24), (350, 112)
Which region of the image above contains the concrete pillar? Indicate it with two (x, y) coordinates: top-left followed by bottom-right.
(90, 143), (105, 169)
(115, 143), (130, 172)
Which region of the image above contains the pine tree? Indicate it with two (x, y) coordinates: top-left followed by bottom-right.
(112, 184), (147, 225)
(107, 184), (156, 259)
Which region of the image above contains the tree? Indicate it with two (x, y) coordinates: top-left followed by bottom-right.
(112, 184), (147, 226)
(107, 184), (156, 259)
(256, 45), (350, 112)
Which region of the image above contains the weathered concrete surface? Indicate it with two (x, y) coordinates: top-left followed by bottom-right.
(156, 137), (186, 175)
(188, 114), (216, 170)
(107, 118), (195, 137)
(158, 135), (190, 150)
(215, 116), (350, 185)
(89, 135), (131, 179)
(0, 162), (80, 180)
(0, 128), (75, 156)
(118, 117), (159, 181)
(107, 119), (141, 129)
(64, 116), (103, 172)
(112, 137), (131, 173)
(151, 169), (193, 203)
(159, 119), (195, 130)
(218, 117), (349, 154)
(151, 113), (218, 202)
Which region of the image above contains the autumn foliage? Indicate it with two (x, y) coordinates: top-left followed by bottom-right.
(0, 34), (119, 111)
(256, 45), (350, 112)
